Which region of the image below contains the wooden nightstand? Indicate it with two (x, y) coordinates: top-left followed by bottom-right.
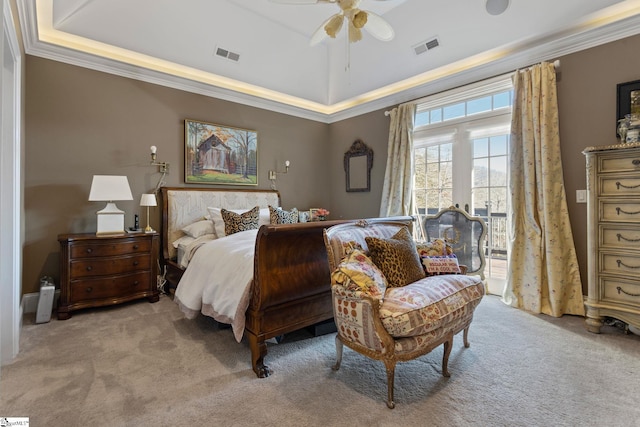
(57, 232), (160, 320)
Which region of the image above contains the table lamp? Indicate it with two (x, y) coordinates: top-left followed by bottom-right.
(88, 175), (133, 236)
(140, 193), (157, 233)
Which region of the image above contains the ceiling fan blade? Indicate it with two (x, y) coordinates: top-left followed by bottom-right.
(362, 12), (394, 42)
(310, 13), (343, 46)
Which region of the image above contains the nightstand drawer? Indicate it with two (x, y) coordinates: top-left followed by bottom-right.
(599, 155), (640, 174)
(70, 254), (151, 278)
(600, 176), (640, 197)
(70, 239), (152, 258)
(69, 272), (152, 303)
(601, 277), (640, 309)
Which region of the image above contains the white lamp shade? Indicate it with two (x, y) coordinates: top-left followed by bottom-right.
(140, 193), (157, 207)
(88, 175), (133, 201)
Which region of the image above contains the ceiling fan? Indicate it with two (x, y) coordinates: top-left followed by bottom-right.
(271, 0), (395, 46)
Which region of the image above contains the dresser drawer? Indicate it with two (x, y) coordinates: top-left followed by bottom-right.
(600, 251), (640, 277)
(70, 254), (151, 278)
(599, 176), (640, 197)
(600, 201), (640, 222)
(600, 225), (640, 250)
(70, 238), (152, 258)
(601, 277), (640, 309)
(599, 155), (640, 174)
(69, 272), (152, 304)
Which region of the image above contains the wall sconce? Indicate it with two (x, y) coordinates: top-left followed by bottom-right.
(150, 145), (169, 173)
(268, 160), (290, 190)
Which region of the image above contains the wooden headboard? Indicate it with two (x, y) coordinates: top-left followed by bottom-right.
(160, 187), (280, 262)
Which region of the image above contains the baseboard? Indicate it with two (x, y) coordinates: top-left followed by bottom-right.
(22, 290), (60, 314)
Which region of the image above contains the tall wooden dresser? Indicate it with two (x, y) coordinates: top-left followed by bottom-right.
(58, 232), (159, 319)
(584, 143), (640, 333)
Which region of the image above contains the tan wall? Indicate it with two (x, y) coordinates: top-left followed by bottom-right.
(24, 56), (330, 294)
(23, 33), (640, 296)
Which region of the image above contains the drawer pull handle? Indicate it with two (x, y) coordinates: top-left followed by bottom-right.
(133, 281), (139, 286)
(617, 286), (640, 297)
(133, 245), (139, 250)
(86, 287), (93, 293)
(616, 259), (640, 269)
(85, 248), (93, 254)
(616, 181), (640, 190)
(86, 266), (93, 271)
(133, 261), (139, 266)
(633, 159), (640, 166)
(617, 233), (640, 242)
(616, 207), (640, 215)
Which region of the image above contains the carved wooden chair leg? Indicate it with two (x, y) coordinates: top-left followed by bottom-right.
(463, 326), (470, 348)
(442, 334), (453, 378)
(384, 359), (397, 409)
(333, 336), (343, 371)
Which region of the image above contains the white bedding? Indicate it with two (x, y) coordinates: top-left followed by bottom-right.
(173, 229), (258, 342)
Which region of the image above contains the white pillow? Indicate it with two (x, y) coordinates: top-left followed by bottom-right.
(208, 207), (270, 238)
(181, 219), (214, 238)
(172, 235), (195, 249)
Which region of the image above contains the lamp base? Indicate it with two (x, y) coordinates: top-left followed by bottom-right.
(96, 202), (125, 236)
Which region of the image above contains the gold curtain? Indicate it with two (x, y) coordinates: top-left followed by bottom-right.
(379, 103), (416, 217)
(502, 62), (585, 317)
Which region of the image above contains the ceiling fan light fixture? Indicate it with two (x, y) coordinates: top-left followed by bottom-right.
(324, 15), (344, 38)
(353, 10), (368, 29)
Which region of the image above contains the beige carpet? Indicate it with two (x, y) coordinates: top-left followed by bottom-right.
(1, 294), (639, 427)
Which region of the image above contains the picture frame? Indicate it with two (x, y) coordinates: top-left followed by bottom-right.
(298, 210), (310, 223)
(185, 119), (258, 185)
(616, 79), (640, 135)
(309, 208), (322, 222)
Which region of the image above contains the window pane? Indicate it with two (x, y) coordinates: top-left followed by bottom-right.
(443, 103), (465, 121)
(493, 91), (512, 109)
(467, 96), (492, 115)
(440, 143), (453, 162)
(490, 135), (508, 156)
(489, 188), (507, 214)
(426, 189), (440, 214)
(415, 111), (429, 127)
(440, 161), (453, 189)
(430, 108), (442, 123)
(426, 146), (439, 162)
(472, 188), (488, 213)
(473, 158), (489, 186)
(490, 156), (508, 186)
(474, 138), (489, 158)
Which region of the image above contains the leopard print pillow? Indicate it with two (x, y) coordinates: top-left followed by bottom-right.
(365, 226), (425, 287)
(221, 206), (260, 235)
(268, 205), (299, 224)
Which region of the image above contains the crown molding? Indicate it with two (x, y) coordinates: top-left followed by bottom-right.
(16, 0), (640, 124)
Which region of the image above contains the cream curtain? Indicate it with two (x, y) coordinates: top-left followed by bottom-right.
(502, 62), (585, 317)
(379, 103), (417, 217)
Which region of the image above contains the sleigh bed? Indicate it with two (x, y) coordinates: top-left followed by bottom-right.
(161, 187), (391, 377)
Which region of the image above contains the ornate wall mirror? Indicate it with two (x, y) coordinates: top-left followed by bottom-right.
(344, 139), (373, 192)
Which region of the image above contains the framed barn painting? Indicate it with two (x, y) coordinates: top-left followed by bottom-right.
(185, 119), (258, 185)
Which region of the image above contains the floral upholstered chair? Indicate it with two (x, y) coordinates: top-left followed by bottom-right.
(323, 218), (485, 408)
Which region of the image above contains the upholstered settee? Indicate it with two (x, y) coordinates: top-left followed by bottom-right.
(323, 219), (485, 409)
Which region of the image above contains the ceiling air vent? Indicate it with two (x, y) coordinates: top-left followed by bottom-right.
(413, 37), (440, 56)
(215, 47), (240, 62)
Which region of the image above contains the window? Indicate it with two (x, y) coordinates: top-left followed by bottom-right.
(413, 74), (513, 294)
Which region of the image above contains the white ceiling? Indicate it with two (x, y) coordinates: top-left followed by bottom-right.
(16, 0), (640, 122)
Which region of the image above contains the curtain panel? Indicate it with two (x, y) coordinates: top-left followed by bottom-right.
(503, 62), (585, 317)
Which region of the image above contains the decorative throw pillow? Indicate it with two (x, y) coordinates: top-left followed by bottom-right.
(331, 248), (387, 298)
(415, 238), (453, 257)
(221, 206), (260, 235)
(365, 227), (426, 288)
(268, 205), (299, 224)
(421, 254), (461, 276)
(208, 207), (268, 237)
(181, 219), (214, 238)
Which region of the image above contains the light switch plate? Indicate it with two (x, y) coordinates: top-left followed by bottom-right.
(576, 189), (587, 203)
